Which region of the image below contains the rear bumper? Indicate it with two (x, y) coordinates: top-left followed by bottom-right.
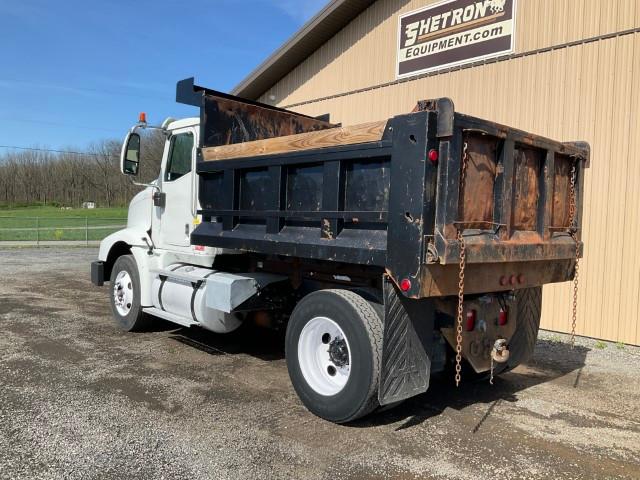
(91, 261), (105, 286)
(416, 258), (574, 298)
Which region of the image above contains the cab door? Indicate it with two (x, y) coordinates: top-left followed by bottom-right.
(157, 127), (196, 248)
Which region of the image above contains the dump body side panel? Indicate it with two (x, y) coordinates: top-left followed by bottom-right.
(193, 126), (395, 267)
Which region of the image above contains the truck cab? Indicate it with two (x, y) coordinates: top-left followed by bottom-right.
(92, 116), (224, 313)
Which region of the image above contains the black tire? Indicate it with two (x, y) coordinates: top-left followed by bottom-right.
(349, 287), (383, 304)
(494, 286), (542, 374)
(109, 254), (150, 332)
(285, 289), (383, 423)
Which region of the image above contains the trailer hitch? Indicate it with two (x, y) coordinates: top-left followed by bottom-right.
(491, 338), (510, 363)
(489, 338), (509, 385)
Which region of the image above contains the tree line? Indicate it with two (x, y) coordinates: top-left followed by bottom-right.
(0, 132), (165, 208)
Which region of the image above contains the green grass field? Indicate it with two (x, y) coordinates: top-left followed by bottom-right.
(0, 205), (128, 242)
(0, 205), (127, 218)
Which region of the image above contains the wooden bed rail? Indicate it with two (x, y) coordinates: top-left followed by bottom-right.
(201, 120), (387, 162)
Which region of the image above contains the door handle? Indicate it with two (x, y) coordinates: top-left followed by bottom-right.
(153, 191), (166, 208)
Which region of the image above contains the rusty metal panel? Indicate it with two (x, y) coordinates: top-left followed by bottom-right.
(512, 146), (543, 231)
(418, 259), (575, 298)
(551, 154), (572, 228)
(440, 294), (517, 372)
(459, 133), (498, 229)
(201, 95), (334, 148)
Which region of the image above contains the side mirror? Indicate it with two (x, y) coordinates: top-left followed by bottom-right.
(120, 132), (141, 175)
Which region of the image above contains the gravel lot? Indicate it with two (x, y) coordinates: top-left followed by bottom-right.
(1, 248), (639, 480)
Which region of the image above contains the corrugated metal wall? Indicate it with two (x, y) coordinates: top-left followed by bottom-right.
(259, 0), (640, 345)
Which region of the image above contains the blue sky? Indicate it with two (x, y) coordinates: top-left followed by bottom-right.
(0, 0), (326, 151)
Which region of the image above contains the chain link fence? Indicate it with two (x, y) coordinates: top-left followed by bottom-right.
(0, 216), (126, 246)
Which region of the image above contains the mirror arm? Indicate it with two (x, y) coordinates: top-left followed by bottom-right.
(128, 177), (160, 191)
(130, 122), (170, 136)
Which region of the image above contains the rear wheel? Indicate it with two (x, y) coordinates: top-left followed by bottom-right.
(109, 255), (150, 332)
(285, 289), (383, 423)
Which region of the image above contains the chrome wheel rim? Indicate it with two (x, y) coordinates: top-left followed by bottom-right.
(298, 316), (351, 396)
(113, 270), (133, 317)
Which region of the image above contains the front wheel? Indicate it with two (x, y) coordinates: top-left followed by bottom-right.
(285, 289), (383, 423)
(109, 254), (150, 332)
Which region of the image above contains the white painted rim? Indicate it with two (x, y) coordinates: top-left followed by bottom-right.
(298, 316), (351, 396)
(113, 270), (134, 317)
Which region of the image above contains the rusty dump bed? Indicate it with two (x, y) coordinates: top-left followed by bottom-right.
(177, 79), (590, 299)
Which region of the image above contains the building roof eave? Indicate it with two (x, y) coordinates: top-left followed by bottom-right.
(231, 0), (375, 100)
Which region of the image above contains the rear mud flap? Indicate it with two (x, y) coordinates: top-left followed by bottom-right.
(378, 278), (433, 406)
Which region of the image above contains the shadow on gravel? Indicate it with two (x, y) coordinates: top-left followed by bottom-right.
(168, 323), (286, 362)
(353, 340), (590, 431)
(161, 324), (589, 431)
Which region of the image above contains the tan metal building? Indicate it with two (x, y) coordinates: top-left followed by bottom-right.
(233, 0), (640, 345)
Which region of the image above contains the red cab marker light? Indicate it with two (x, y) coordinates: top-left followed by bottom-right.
(400, 278), (412, 292)
(465, 310), (476, 331)
(139, 112), (147, 123)
(509, 274), (517, 286)
(498, 308), (508, 326)
(517, 273), (525, 284)
(428, 149), (439, 164)
(499, 275), (508, 286)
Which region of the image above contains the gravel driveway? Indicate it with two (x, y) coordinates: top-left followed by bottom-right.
(1, 248), (639, 479)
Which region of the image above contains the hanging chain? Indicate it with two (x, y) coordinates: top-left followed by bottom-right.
(568, 161), (579, 348)
(454, 142), (469, 387)
(461, 142), (469, 197)
(455, 230), (466, 387)
(489, 355), (495, 385)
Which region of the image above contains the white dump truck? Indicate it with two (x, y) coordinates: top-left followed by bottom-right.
(92, 78), (589, 423)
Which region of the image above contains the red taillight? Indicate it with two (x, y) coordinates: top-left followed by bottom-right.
(500, 273), (524, 287)
(498, 308), (508, 326)
(465, 310), (476, 331)
(428, 149), (439, 164)
(400, 278), (412, 292)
